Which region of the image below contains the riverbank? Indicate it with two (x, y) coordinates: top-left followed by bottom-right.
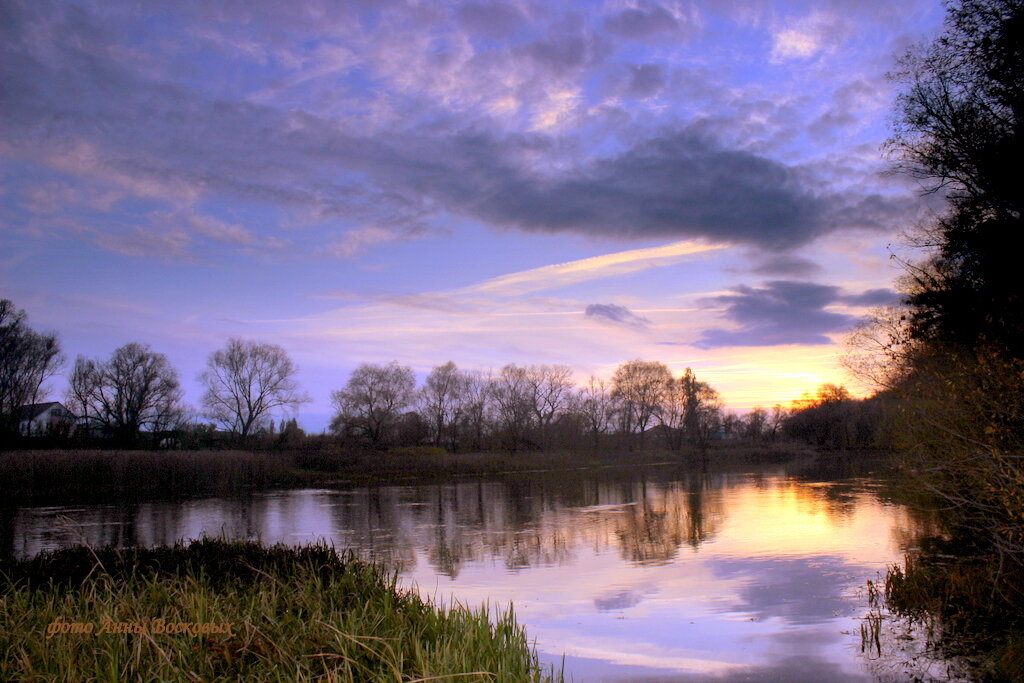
(0, 538), (560, 682)
(0, 442), (829, 505)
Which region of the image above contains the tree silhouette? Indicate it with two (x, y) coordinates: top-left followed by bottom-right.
(67, 343), (183, 445)
(199, 338), (310, 439)
(889, 0), (1024, 354)
(0, 299), (62, 439)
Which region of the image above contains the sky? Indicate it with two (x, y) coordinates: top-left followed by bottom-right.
(0, 0), (947, 430)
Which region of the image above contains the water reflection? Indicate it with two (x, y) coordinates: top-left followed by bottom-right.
(0, 466), (916, 681)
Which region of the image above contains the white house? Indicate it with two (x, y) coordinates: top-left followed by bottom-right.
(18, 402), (77, 437)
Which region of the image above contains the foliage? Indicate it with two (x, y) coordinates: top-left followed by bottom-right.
(389, 445), (449, 457)
(0, 449), (302, 505)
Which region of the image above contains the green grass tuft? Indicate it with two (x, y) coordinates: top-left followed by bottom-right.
(0, 538), (561, 682)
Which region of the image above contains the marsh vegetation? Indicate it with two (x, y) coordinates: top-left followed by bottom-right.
(0, 538), (560, 682)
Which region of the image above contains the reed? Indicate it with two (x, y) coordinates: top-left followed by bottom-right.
(0, 449), (306, 504)
(0, 442), (821, 505)
(875, 548), (1024, 681)
(0, 538), (561, 682)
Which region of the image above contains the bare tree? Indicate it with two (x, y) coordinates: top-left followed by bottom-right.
(419, 361), (470, 450)
(0, 299), (62, 438)
(767, 404), (787, 441)
(744, 407), (769, 440)
(578, 376), (615, 450)
(658, 375), (687, 451)
(611, 360), (671, 450)
(459, 370), (493, 452)
(67, 342), (184, 444)
(331, 361), (416, 447)
(678, 368), (720, 446)
(657, 368), (722, 453)
(524, 364), (574, 449)
(199, 338), (310, 439)
(491, 364), (535, 452)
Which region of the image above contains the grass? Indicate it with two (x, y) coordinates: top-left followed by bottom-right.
(0, 538), (561, 682)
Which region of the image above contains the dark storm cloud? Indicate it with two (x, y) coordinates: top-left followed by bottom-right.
(585, 303), (651, 329)
(1, 0), (911, 256)
(464, 130), (899, 250)
(696, 281), (856, 348)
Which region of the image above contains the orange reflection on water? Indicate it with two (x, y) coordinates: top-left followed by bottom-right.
(4, 466), (919, 681)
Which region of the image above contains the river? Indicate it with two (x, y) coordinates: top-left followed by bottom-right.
(0, 459), (928, 681)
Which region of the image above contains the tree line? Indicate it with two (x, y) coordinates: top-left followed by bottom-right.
(2, 299), (794, 452)
(330, 358), (785, 453)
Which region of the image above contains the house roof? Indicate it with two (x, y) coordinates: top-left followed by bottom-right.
(18, 402), (64, 420)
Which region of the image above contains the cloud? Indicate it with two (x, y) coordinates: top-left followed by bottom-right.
(469, 240), (723, 296)
(839, 288), (897, 306)
(696, 280), (856, 348)
(711, 555), (866, 625)
(593, 586), (649, 611)
(0, 0), (918, 261)
(585, 303), (651, 329)
(808, 78), (890, 142)
(454, 128), (902, 250)
(324, 225), (428, 259)
(151, 211), (255, 246)
(93, 228), (194, 261)
(770, 11), (848, 62)
(619, 63), (667, 99)
(749, 255), (822, 277)
(454, 2), (526, 39)
(603, 4), (688, 41)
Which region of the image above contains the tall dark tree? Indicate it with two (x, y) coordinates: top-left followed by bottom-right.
(889, 0), (1024, 355)
(0, 299), (62, 439)
(873, 6), (1024, 672)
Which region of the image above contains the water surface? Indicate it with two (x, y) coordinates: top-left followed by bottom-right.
(0, 463), (921, 681)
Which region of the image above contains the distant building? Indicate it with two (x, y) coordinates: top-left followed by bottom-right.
(18, 402), (77, 437)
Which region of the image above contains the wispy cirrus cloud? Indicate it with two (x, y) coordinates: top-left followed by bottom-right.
(469, 240), (724, 296)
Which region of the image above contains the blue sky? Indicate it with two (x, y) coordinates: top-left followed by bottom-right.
(0, 0), (946, 429)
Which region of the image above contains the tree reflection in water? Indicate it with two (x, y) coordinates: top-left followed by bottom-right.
(0, 463), (924, 681)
